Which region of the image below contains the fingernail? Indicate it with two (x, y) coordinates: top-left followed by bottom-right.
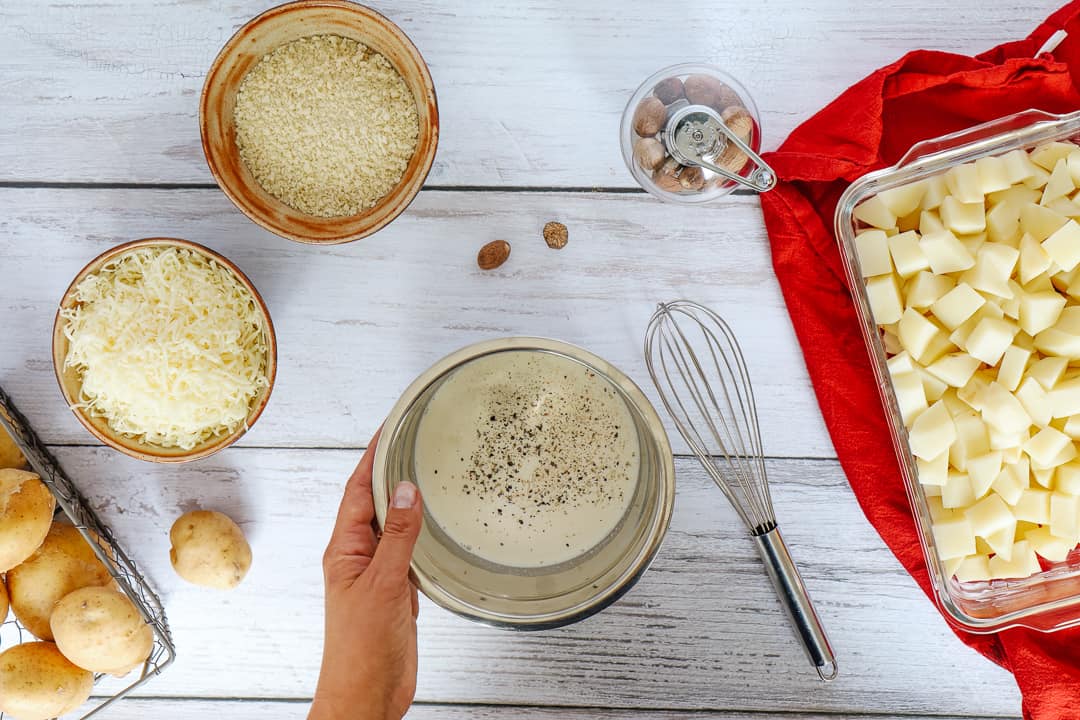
(392, 481), (417, 508)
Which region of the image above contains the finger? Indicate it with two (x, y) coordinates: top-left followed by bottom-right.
(369, 481), (423, 582)
(324, 431), (382, 583)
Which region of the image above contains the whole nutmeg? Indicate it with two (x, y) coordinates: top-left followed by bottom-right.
(478, 240), (511, 270)
(543, 221), (568, 250)
(679, 166), (706, 191)
(633, 96), (667, 137)
(653, 77), (685, 105)
(633, 137), (667, 172)
(721, 105), (754, 143)
(717, 142), (750, 175)
(684, 74), (740, 112)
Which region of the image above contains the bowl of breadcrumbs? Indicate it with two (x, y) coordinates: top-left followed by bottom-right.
(200, 0), (439, 244)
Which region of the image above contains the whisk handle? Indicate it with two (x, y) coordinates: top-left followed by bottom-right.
(752, 527), (838, 681)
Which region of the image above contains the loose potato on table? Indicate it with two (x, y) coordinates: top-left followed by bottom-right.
(0, 428), (26, 469)
(51, 585), (153, 675)
(0, 469), (55, 573)
(8, 523), (112, 640)
(0, 641), (93, 720)
(169, 510), (251, 589)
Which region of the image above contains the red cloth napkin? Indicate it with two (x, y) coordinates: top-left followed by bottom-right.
(759, 4), (1080, 718)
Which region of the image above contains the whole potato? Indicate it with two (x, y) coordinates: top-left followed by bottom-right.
(0, 469), (56, 573)
(169, 510), (251, 590)
(8, 523), (112, 640)
(0, 641), (93, 720)
(51, 586), (153, 675)
(0, 578), (8, 623)
(0, 428), (26, 469)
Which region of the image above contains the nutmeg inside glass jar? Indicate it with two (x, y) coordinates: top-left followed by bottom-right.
(620, 63), (768, 203)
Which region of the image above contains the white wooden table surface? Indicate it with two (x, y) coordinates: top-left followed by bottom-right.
(0, 1), (1061, 717)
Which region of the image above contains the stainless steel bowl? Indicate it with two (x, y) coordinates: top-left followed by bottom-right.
(373, 337), (675, 629)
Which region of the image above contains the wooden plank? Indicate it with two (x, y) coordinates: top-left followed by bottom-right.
(50, 447), (1021, 716)
(0, 1), (1057, 185)
(95, 698), (1019, 720)
(0, 186), (834, 458)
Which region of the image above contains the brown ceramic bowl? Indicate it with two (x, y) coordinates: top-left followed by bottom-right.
(53, 238), (277, 463)
(200, 0), (439, 245)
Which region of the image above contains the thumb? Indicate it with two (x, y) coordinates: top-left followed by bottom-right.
(371, 481), (423, 581)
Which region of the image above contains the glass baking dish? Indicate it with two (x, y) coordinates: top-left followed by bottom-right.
(835, 109), (1080, 633)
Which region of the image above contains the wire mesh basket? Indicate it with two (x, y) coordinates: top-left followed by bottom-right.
(0, 385), (175, 718)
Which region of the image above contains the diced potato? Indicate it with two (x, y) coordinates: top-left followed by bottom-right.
(977, 381), (1031, 434)
(1024, 164), (1052, 191)
(887, 231), (929, 278)
(991, 467), (1025, 505)
(925, 353), (981, 389)
(1050, 492), (1080, 541)
(1018, 291), (1067, 336)
(854, 194), (898, 230)
(930, 284), (985, 330)
(926, 495), (952, 523)
(1068, 150), (1080, 186)
(933, 515), (977, 560)
(1019, 232), (1053, 284)
(1026, 526), (1072, 562)
(988, 183), (1041, 210)
(996, 345), (1032, 392)
(905, 271), (956, 309)
(917, 365), (950, 402)
(1042, 219), (1080, 272)
(877, 181), (926, 218)
(920, 175), (948, 210)
(967, 451), (1002, 499)
(865, 274), (904, 325)
(1008, 454), (1030, 488)
(893, 370), (928, 426)
(1014, 488), (1052, 524)
(989, 540), (1040, 579)
(1003, 149), (1038, 184)
(1033, 465), (1056, 488)
(985, 523), (1019, 561)
(957, 372), (993, 411)
(1050, 377), (1080, 417)
(1041, 158), (1075, 206)
(920, 210), (946, 235)
(1044, 196), (1080, 218)
(958, 232), (987, 257)
(917, 450), (949, 487)
(1032, 142), (1077, 171)
(921, 230), (976, 274)
(1020, 203), (1069, 241)
(966, 493), (1015, 536)
(975, 156), (1011, 194)
(908, 399), (957, 461)
(962, 243), (1019, 298)
(1064, 414), (1080, 439)
(954, 554), (992, 582)
(1034, 306), (1080, 357)
(950, 303), (1004, 350)
(942, 471), (976, 509)
(1025, 426), (1072, 466)
(945, 163), (983, 204)
(950, 411), (990, 471)
(898, 308), (943, 360)
(986, 201), (1021, 245)
(855, 230), (893, 277)
(1056, 461), (1080, 495)
(941, 195), (986, 234)
(965, 317), (1018, 365)
(1031, 441), (1077, 470)
(1015, 376), (1053, 427)
(887, 350), (915, 376)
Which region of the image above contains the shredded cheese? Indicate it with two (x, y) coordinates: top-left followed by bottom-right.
(62, 247), (270, 450)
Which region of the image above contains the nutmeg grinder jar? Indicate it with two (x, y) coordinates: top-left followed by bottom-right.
(620, 63), (775, 203)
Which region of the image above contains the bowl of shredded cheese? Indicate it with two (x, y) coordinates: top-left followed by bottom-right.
(200, 0), (439, 244)
(52, 239), (277, 463)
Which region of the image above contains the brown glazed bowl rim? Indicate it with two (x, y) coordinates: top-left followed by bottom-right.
(52, 238), (278, 463)
(199, 0), (440, 245)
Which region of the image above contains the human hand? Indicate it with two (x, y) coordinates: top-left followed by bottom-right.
(309, 431), (424, 720)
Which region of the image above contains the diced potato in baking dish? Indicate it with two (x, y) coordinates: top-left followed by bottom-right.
(853, 140), (1080, 583)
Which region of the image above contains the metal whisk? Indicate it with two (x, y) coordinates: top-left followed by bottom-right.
(644, 300), (837, 681)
